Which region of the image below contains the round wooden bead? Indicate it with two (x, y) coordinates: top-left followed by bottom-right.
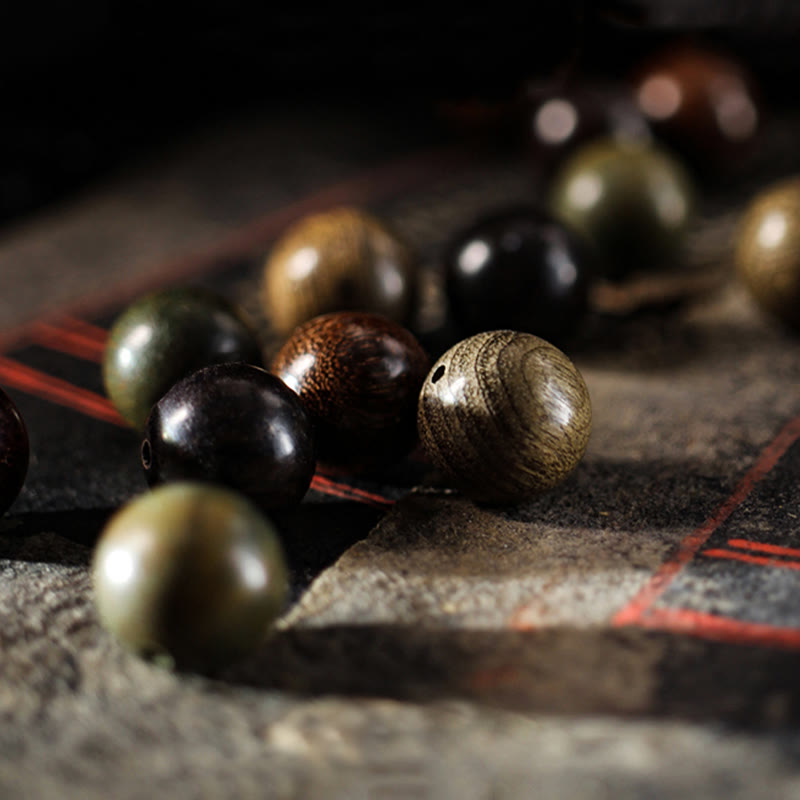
(260, 207), (416, 336)
(0, 388), (28, 514)
(444, 205), (592, 342)
(417, 331), (591, 504)
(92, 483), (288, 669)
(633, 44), (759, 172)
(142, 363), (316, 509)
(103, 288), (262, 430)
(548, 139), (694, 281)
(736, 177), (800, 329)
(272, 312), (429, 467)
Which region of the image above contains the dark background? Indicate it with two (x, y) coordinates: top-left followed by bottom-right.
(2, 2), (800, 228)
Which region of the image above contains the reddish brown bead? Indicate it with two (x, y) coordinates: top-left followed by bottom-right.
(272, 312), (429, 468)
(633, 44), (760, 172)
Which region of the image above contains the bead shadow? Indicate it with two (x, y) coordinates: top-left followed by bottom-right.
(269, 501), (386, 603)
(571, 306), (795, 373)
(0, 509), (115, 563)
(222, 623), (800, 727)
(0, 501), (385, 601)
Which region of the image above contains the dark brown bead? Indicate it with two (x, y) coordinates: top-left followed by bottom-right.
(417, 331), (591, 504)
(272, 312), (429, 468)
(0, 388), (28, 514)
(736, 177), (800, 329)
(142, 363), (316, 509)
(261, 208), (417, 336)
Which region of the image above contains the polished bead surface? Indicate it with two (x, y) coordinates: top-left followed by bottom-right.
(735, 177), (800, 329)
(548, 139), (694, 280)
(0, 388), (28, 514)
(272, 312), (429, 467)
(445, 206), (592, 342)
(92, 483), (288, 669)
(418, 331), (591, 504)
(143, 363), (316, 508)
(103, 288), (262, 430)
(261, 207), (416, 336)
(634, 44), (759, 171)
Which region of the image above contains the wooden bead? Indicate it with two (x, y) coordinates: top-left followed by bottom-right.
(633, 44), (759, 172)
(261, 207), (416, 336)
(522, 82), (650, 174)
(103, 288), (262, 430)
(736, 177), (800, 329)
(417, 331), (591, 504)
(444, 205), (592, 342)
(548, 139), (694, 281)
(142, 363), (316, 509)
(92, 483), (288, 670)
(272, 312), (429, 467)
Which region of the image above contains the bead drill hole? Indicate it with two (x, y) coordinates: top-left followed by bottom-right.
(432, 366), (445, 383)
(141, 439), (152, 470)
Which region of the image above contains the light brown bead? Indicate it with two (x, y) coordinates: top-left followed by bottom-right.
(261, 207), (416, 336)
(417, 331), (591, 504)
(735, 177), (800, 329)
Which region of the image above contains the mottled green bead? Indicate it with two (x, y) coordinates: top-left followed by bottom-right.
(92, 483), (288, 669)
(103, 288), (262, 429)
(548, 139), (695, 280)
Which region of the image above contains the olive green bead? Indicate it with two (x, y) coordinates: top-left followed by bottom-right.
(92, 483), (288, 669)
(735, 177), (800, 329)
(417, 331), (591, 504)
(548, 139), (695, 280)
(103, 288), (262, 429)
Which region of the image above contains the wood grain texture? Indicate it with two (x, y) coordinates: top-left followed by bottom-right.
(260, 207), (416, 336)
(417, 331), (591, 503)
(735, 177), (800, 329)
(272, 312), (429, 468)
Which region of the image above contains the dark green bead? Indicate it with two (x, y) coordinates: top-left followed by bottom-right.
(92, 483), (288, 669)
(103, 288), (263, 429)
(548, 139), (695, 280)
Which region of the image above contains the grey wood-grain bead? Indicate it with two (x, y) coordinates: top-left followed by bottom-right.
(417, 331), (592, 504)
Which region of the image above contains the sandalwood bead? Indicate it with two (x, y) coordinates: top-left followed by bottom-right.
(735, 178), (800, 330)
(261, 208), (416, 336)
(417, 331), (591, 504)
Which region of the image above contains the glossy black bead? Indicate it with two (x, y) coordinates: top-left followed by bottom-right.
(444, 206), (592, 342)
(0, 388), (28, 514)
(142, 363), (316, 509)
